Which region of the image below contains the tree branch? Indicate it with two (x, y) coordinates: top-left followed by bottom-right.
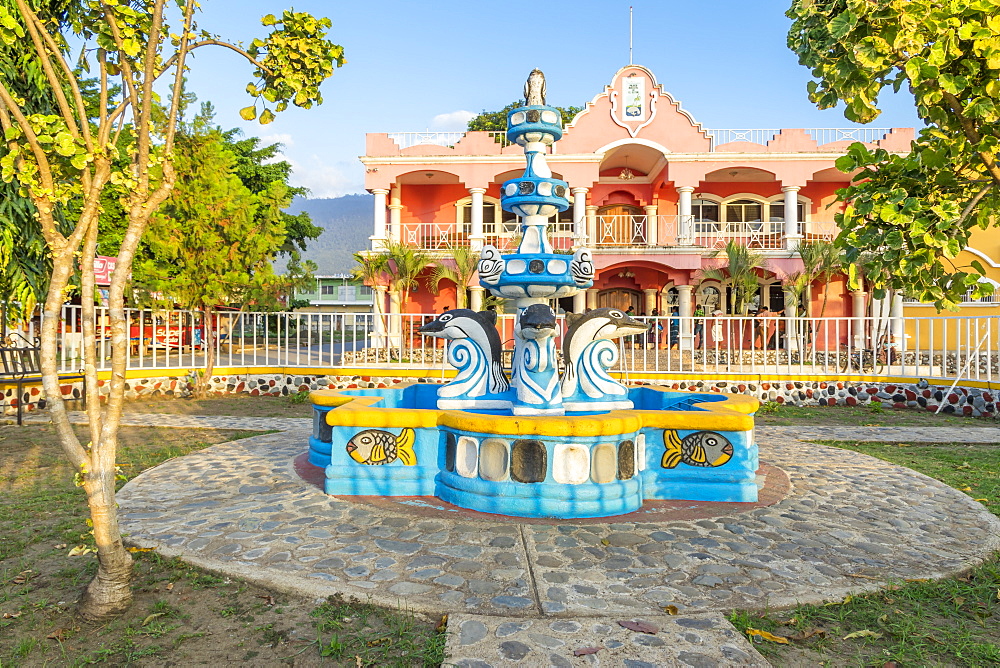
(160, 39), (273, 77)
(942, 90), (1000, 186)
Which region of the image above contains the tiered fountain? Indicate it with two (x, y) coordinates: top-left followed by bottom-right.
(308, 71), (759, 519)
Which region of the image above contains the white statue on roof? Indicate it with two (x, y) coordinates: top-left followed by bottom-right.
(524, 68), (546, 106)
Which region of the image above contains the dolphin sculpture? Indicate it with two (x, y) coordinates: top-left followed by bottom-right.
(510, 304), (562, 415)
(419, 309), (510, 407)
(560, 307), (648, 410)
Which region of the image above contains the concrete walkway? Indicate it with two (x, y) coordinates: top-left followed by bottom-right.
(40, 412), (1000, 667)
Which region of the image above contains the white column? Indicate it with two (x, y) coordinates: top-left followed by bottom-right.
(370, 188), (389, 250)
(890, 291), (905, 351)
(469, 187), (486, 252)
(782, 185), (802, 250)
(572, 187), (589, 246)
(643, 204), (658, 247)
(585, 288), (598, 311)
(642, 288), (657, 315)
(783, 286), (800, 352)
(677, 285), (693, 350)
(572, 291), (586, 313)
(469, 285), (485, 311)
(676, 186), (695, 245)
(372, 285), (388, 348)
(388, 289), (401, 349)
(388, 185), (402, 242)
(852, 290), (867, 349)
(586, 205), (598, 246)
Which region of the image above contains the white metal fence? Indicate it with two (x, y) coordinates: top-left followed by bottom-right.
(11, 306), (997, 385)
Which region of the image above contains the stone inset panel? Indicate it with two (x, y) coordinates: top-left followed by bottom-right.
(511, 440), (546, 483)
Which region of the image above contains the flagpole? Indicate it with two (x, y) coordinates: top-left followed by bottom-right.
(629, 6), (633, 64)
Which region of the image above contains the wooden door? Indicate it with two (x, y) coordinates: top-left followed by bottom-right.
(598, 205), (642, 245)
(598, 289), (641, 313)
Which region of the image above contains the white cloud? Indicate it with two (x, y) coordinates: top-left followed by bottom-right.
(430, 110), (476, 131)
(284, 153), (366, 199)
(259, 133), (294, 148)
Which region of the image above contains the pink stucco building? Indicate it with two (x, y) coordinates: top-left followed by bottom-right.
(360, 65), (913, 320)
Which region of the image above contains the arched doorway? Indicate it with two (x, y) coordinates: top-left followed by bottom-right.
(598, 288), (641, 312)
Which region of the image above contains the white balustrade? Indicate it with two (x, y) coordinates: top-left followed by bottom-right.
(38, 306), (1000, 387)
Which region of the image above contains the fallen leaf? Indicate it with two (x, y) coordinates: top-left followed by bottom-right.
(959, 486), (973, 492)
(996, 589), (1000, 601)
(618, 620), (659, 634)
(47, 628), (73, 641)
(957, 462), (971, 469)
(746, 628), (789, 644)
(883, 662), (899, 668)
(53, 544), (67, 549)
(662, 605), (678, 615)
(824, 595), (852, 606)
(953, 596), (966, 606)
(435, 614), (448, 633)
(787, 627), (826, 641)
(878, 614), (888, 623)
(843, 630), (883, 640)
(165, 583), (174, 592)
(974, 498), (988, 502)
(600, 539), (610, 546)
(126, 547), (154, 553)
(67, 545), (92, 557)
(573, 647), (602, 656)
(2, 612), (22, 619)
(142, 613), (164, 626)
(11, 570), (33, 585)
(778, 617), (797, 625)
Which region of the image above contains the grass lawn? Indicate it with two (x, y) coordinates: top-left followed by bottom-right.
(729, 440), (1000, 667)
(0, 421), (445, 667)
(754, 401), (997, 427)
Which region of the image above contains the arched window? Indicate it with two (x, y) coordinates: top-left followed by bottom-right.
(692, 199), (719, 222)
(725, 199), (763, 223)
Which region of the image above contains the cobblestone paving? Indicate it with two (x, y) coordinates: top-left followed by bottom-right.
(762, 425), (1000, 443)
(444, 613), (767, 667)
(115, 423), (1000, 620)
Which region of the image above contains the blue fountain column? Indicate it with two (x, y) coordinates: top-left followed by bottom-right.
(478, 99), (594, 416)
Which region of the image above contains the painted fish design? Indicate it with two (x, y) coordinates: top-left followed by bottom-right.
(661, 430), (733, 468)
(346, 428), (416, 466)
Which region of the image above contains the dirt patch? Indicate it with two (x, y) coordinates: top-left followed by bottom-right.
(122, 394), (313, 418)
(0, 423), (443, 666)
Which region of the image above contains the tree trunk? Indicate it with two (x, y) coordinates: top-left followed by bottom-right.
(77, 469), (133, 620)
(198, 306), (216, 398)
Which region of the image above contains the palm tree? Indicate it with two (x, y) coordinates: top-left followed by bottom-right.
(382, 239), (432, 310)
(700, 241), (767, 315)
(796, 240), (843, 318)
(429, 244), (479, 309)
(351, 250), (390, 348)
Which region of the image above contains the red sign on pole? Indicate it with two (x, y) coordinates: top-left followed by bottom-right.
(93, 256), (118, 285)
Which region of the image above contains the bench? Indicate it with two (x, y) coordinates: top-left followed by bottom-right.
(1, 333), (86, 425)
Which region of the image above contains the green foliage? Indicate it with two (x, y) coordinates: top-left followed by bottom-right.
(787, 0), (1000, 308)
(467, 100), (584, 132)
(381, 239), (431, 309)
(428, 244), (478, 309)
(700, 241), (766, 314)
(796, 239), (843, 317)
(241, 10), (346, 123)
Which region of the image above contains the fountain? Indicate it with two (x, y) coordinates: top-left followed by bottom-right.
(308, 70), (759, 519)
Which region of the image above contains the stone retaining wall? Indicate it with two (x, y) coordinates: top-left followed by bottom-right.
(4, 371), (998, 419)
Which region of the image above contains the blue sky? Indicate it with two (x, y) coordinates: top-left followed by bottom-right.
(182, 0), (921, 199)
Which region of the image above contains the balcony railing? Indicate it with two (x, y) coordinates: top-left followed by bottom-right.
(707, 128), (893, 149)
(387, 130), (511, 149)
(397, 223), (575, 252)
(386, 129), (893, 153)
(391, 218), (837, 252)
